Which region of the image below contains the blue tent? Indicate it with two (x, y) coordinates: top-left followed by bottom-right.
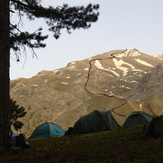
(29, 122), (65, 139)
(9, 131), (16, 137)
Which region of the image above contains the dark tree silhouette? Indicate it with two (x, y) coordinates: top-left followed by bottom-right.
(0, 0), (10, 153)
(10, 0), (99, 60)
(0, 0), (99, 153)
(10, 99), (27, 131)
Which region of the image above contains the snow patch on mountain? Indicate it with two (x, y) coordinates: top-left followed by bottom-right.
(54, 69), (63, 76)
(76, 73), (81, 76)
(113, 58), (135, 69)
(113, 58), (134, 77)
(153, 54), (163, 60)
(109, 70), (120, 77)
(109, 91), (113, 95)
(67, 61), (76, 66)
(70, 66), (75, 69)
(135, 59), (154, 67)
(127, 50), (141, 57)
(94, 51), (149, 78)
(95, 60), (103, 69)
(116, 49), (141, 58)
(62, 82), (68, 85)
(70, 62), (76, 65)
(130, 80), (139, 83)
(94, 60), (121, 77)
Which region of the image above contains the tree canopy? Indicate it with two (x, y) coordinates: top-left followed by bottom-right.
(10, 0), (99, 60)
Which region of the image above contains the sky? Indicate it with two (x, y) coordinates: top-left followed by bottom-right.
(10, 0), (163, 80)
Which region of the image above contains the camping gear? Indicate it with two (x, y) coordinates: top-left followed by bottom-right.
(9, 131), (16, 137)
(122, 111), (153, 128)
(71, 110), (121, 134)
(15, 134), (30, 149)
(26, 135), (31, 139)
(9, 131), (16, 147)
(29, 122), (65, 139)
(65, 127), (73, 135)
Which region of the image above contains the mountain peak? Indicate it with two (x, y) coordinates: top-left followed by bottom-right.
(115, 49), (141, 58)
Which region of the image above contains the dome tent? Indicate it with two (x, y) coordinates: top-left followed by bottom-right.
(29, 122), (65, 139)
(9, 131), (16, 137)
(70, 110), (121, 134)
(122, 111), (153, 128)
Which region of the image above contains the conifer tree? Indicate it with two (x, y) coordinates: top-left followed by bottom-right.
(0, 0), (99, 153)
(10, 99), (27, 131)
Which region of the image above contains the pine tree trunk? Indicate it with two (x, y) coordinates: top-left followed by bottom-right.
(0, 0), (10, 153)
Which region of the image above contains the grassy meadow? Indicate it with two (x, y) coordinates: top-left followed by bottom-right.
(0, 126), (163, 162)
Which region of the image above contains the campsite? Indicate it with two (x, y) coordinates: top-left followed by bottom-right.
(2, 0), (163, 161)
(25, 110), (152, 138)
(1, 111), (163, 162)
(1, 126), (163, 162)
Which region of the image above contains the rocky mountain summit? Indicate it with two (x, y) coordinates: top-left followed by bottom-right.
(10, 49), (163, 135)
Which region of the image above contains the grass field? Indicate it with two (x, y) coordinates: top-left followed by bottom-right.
(0, 127), (163, 162)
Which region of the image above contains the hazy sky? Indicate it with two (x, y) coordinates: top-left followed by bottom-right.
(10, 0), (163, 80)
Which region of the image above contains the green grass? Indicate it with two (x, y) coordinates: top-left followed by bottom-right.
(1, 127), (163, 162)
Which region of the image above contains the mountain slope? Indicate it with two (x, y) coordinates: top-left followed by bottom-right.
(125, 62), (163, 115)
(10, 49), (163, 135)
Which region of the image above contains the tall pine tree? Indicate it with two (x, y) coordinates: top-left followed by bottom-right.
(0, 0), (10, 153)
(0, 0), (99, 153)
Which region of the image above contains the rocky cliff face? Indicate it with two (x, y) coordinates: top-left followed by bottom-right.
(10, 49), (163, 135)
(125, 62), (163, 115)
(126, 62), (163, 99)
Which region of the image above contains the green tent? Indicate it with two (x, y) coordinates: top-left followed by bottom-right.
(122, 111), (153, 128)
(71, 110), (121, 134)
(29, 122), (65, 139)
